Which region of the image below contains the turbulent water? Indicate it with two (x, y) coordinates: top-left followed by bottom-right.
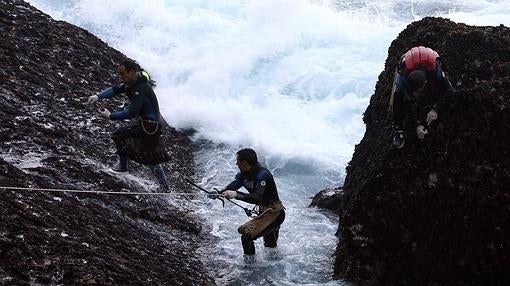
(28, 0), (510, 285)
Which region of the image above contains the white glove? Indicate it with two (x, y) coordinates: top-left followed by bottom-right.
(426, 109), (438, 125)
(98, 108), (111, 119)
(86, 95), (99, 105)
(222, 190), (237, 199)
(416, 125), (428, 139)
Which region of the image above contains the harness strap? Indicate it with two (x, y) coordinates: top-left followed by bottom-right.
(141, 120), (159, 135)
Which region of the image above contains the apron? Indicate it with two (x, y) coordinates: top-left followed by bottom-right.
(238, 201), (285, 239)
(111, 119), (170, 165)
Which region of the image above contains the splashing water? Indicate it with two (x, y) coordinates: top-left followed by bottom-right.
(28, 0), (510, 284)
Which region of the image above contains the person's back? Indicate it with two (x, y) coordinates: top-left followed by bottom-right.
(115, 75), (160, 122)
(396, 46), (451, 95)
(390, 46), (455, 149)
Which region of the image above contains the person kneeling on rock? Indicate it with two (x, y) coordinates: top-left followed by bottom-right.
(388, 46), (455, 149)
(86, 59), (170, 192)
(219, 148), (285, 264)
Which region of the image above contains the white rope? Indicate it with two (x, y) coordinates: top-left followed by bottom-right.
(0, 186), (211, 196)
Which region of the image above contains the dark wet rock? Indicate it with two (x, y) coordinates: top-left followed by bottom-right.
(1, 1), (213, 285)
(309, 188), (344, 213)
(331, 18), (510, 285)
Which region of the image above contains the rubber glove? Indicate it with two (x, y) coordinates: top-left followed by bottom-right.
(416, 125), (428, 139)
(86, 95), (99, 105)
(426, 109), (438, 125)
(222, 190), (237, 199)
(98, 108), (111, 119)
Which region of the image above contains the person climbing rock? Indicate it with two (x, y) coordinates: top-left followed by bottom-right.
(389, 46), (455, 149)
(86, 59), (170, 191)
(219, 148), (285, 264)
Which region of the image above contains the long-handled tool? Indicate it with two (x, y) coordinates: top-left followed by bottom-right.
(183, 177), (225, 207)
(184, 177), (257, 217)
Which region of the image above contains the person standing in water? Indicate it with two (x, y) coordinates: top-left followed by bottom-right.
(220, 148), (285, 264)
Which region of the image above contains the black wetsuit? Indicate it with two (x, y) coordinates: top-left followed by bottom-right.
(225, 165), (285, 255)
(98, 75), (161, 122)
(392, 59), (455, 130)
(226, 165), (281, 206)
(96, 74), (169, 188)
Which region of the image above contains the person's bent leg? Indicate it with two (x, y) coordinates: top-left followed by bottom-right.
(241, 234), (256, 264)
(110, 125), (139, 173)
(150, 164), (169, 192)
(241, 234), (256, 255)
(263, 211), (285, 259)
(263, 227), (281, 260)
(263, 227), (280, 248)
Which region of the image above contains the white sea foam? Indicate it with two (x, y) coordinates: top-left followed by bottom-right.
(28, 0), (510, 170)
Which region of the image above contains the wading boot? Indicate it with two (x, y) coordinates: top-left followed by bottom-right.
(109, 156), (128, 174)
(392, 129), (405, 149)
(151, 164), (169, 192)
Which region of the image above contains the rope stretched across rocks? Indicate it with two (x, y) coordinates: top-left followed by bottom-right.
(0, 186), (217, 197)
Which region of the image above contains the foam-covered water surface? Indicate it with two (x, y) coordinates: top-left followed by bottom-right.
(192, 143), (344, 285)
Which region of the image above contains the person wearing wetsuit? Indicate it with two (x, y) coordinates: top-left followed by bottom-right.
(221, 148), (285, 264)
(389, 46), (455, 149)
(86, 59), (169, 191)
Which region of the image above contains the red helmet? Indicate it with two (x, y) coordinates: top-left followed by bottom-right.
(401, 46), (439, 74)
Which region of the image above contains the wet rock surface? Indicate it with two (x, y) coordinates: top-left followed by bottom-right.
(331, 18), (510, 285)
(309, 188), (343, 213)
(1, 1), (213, 285)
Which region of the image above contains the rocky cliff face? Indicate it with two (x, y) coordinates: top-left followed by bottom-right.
(334, 18), (510, 285)
(1, 1), (213, 285)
